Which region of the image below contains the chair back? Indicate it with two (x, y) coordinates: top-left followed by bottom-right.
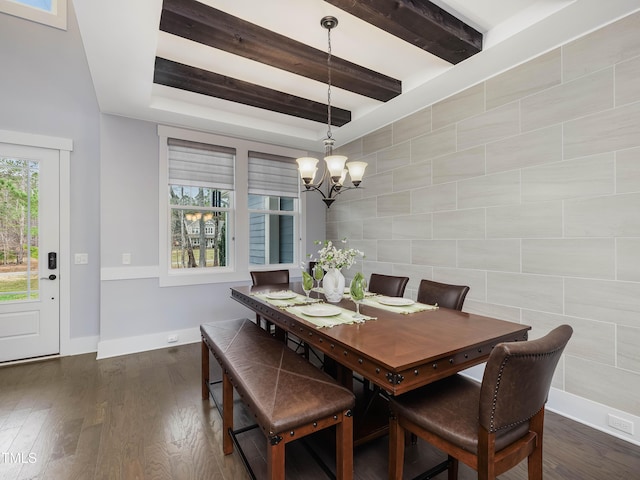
(479, 324), (573, 433)
(368, 273), (409, 297)
(416, 279), (469, 310)
(250, 269), (289, 286)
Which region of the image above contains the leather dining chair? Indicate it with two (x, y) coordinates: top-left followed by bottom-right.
(388, 324), (573, 480)
(417, 279), (470, 310)
(250, 269), (289, 286)
(250, 269), (289, 332)
(368, 273), (409, 297)
(250, 269), (312, 360)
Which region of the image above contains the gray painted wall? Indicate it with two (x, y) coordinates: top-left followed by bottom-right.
(0, 4), (101, 339)
(1, 3), (326, 348)
(99, 113), (326, 342)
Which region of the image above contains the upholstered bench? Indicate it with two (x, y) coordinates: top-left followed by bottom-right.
(201, 318), (355, 480)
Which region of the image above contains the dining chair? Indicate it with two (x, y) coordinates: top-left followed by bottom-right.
(388, 324), (573, 480)
(417, 279), (469, 310)
(308, 261), (317, 276)
(250, 269), (290, 286)
(368, 273), (409, 297)
(250, 269), (315, 361)
(250, 269), (290, 332)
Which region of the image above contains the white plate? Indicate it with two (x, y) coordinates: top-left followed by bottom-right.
(300, 305), (342, 317)
(377, 296), (415, 306)
(265, 291), (296, 300)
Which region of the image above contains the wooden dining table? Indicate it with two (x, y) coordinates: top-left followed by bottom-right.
(231, 282), (530, 445)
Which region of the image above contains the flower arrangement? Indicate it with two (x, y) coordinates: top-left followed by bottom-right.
(313, 239), (364, 271)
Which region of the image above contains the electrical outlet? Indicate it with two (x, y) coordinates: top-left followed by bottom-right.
(167, 334), (179, 343)
(608, 414), (634, 435)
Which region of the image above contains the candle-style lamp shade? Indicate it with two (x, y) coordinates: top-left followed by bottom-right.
(346, 161), (367, 186)
(325, 155), (348, 182)
(296, 157), (319, 184)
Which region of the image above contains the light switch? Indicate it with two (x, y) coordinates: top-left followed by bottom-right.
(74, 253), (88, 265)
(122, 253), (131, 265)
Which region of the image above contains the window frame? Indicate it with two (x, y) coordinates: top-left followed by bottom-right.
(158, 125), (307, 287)
(0, 0), (67, 30)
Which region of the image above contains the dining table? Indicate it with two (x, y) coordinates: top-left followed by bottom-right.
(230, 282), (530, 445)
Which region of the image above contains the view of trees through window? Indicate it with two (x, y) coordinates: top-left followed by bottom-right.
(0, 157), (39, 301)
(169, 185), (229, 269)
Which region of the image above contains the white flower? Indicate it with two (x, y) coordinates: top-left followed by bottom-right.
(313, 239), (364, 271)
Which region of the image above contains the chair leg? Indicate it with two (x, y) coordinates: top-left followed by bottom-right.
(528, 410), (545, 480)
(477, 427), (497, 480)
(388, 413), (405, 480)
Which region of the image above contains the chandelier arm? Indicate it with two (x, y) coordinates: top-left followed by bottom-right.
(328, 184), (359, 199)
(300, 183), (330, 200)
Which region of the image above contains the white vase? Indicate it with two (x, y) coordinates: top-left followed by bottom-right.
(323, 268), (345, 303)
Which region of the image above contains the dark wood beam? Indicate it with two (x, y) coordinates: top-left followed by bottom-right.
(325, 0), (482, 64)
(154, 57), (352, 126)
(159, 0), (401, 102)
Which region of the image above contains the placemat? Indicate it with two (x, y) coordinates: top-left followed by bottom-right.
(360, 297), (438, 314)
(285, 304), (376, 328)
(252, 291), (320, 308)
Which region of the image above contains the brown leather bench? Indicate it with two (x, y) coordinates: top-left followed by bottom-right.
(201, 318), (355, 480)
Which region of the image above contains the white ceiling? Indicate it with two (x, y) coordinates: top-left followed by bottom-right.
(72, 0), (640, 153)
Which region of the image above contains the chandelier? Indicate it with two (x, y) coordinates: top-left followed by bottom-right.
(296, 16), (367, 208)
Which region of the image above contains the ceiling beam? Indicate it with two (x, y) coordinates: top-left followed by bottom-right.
(159, 0), (402, 102)
(325, 0), (482, 64)
(154, 57), (352, 126)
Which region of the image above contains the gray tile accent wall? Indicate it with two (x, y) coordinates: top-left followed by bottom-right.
(326, 11), (640, 417)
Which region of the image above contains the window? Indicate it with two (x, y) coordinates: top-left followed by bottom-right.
(158, 126), (307, 286)
(248, 151), (299, 266)
(0, 0), (67, 30)
(168, 138), (234, 270)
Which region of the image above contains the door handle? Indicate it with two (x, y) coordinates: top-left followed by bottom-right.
(40, 274), (57, 280)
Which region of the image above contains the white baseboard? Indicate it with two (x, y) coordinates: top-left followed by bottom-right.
(461, 364), (640, 447)
(96, 326), (201, 360)
(63, 335), (99, 356)
(546, 389), (640, 446)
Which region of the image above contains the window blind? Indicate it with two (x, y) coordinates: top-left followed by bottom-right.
(248, 151), (299, 198)
(168, 138), (235, 190)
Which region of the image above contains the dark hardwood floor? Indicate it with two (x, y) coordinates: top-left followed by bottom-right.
(1, 343), (638, 479)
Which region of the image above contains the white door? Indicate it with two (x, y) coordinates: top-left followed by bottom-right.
(0, 143), (60, 362)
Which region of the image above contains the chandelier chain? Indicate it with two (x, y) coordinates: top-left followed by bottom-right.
(326, 25), (332, 141)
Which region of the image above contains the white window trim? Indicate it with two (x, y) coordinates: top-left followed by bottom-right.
(158, 125), (307, 287)
(0, 0), (67, 30)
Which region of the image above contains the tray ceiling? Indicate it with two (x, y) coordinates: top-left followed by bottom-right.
(72, 0), (640, 152)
